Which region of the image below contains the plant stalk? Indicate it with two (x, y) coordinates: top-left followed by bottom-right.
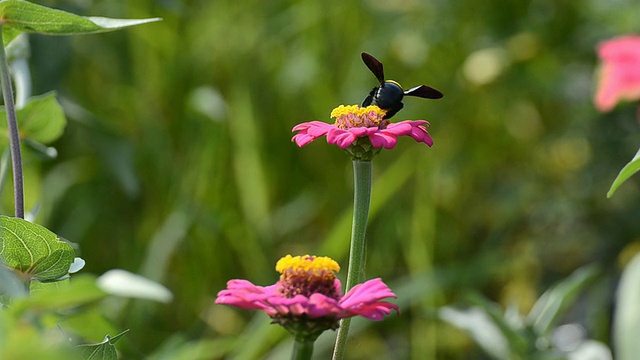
(332, 159), (373, 360)
(292, 338), (315, 360)
(0, 25), (25, 219)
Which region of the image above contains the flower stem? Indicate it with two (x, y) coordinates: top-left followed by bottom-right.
(332, 159), (373, 360)
(291, 338), (315, 360)
(0, 26), (24, 219)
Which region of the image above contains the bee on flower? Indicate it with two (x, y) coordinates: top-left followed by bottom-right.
(292, 105), (434, 160)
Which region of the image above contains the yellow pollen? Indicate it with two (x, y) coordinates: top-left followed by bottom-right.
(330, 104), (386, 119)
(276, 254), (340, 274)
(329, 104), (388, 129)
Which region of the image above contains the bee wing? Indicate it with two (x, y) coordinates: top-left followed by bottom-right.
(361, 52), (385, 84)
(404, 85), (443, 99)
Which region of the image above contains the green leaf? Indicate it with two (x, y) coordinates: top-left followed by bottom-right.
(15, 92), (66, 143)
(607, 147), (640, 198)
(16, 275), (105, 311)
(63, 310), (120, 348)
(0, 92), (66, 148)
(0, 215), (75, 281)
(6, 276), (107, 322)
(465, 294), (532, 355)
(0, 0), (161, 45)
(0, 261), (26, 297)
(526, 265), (599, 335)
(439, 306), (512, 359)
(78, 329), (130, 360)
(0, 310), (82, 359)
(147, 336), (237, 360)
(614, 253), (640, 360)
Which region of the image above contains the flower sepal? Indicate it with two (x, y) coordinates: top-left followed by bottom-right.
(273, 315), (339, 343)
(344, 137), (382, 161)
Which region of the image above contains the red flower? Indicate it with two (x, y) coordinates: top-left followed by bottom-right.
(595, 35), (640, 112)
(215, 255), (398, 340)
(292, 105), (433, 151)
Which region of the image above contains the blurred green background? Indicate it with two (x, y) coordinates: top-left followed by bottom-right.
(6, 0), (640, 358)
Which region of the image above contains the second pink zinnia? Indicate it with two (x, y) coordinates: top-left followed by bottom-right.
(215, 254), (398, 341)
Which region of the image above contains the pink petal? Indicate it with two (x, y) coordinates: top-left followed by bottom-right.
(330, 127), (388, 149)
(338, 278), (398, 320)
(291, 121), (335, 147)
(348, 302), (399, 320)
(368, 131), (398, 149)
(265, 295), (296, 314)
(327, 128), (357, 149)
(306, 293), (342, 318)
(264, 293), (342, 319)
(291, 121), (332, 133)
(386, 120), (429, 135)
(349, 127), (377, 136)
(598, 36), (640, 60)
(595, 36), (640, 112)
(292, 133), (316, 147)
(340, 278), (396, 307)
(307, 122), (335, 136)
(408, 125), (434, 146)
(384, 121), (414, 135)
(383, 121), (434, 146)
(266, 295), (310, 316)
(215, 280), (276, 311)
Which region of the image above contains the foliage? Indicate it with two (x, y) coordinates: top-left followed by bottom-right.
(614, 252), (640, 360)
(439, 265), (609, 359)
(0, 0), (160, 45)
(608, 147), (640, 197)
(0, 92), (66, 147)
(1, 0), (640, 359)
(78, 330), (130, 360)
(0, 215), (75, 281)
(0, 1), (162, 359)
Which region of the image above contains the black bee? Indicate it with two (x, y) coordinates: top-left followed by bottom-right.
(361, 52), (443, 119)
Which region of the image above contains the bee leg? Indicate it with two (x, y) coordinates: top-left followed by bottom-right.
(362, 87), (377, 107)
(382, 102), (403, 120)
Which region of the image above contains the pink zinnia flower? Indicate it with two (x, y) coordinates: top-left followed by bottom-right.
(594, 35), (640, 112)
(215, 254), (398, 340)
(292, 105), (433, 159)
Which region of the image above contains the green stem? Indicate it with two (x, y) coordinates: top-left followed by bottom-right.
(291, 338), (315, 360)
(332, 159), (373, 360)
(0, 26), (24, 219)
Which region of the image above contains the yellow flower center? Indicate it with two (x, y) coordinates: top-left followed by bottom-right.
(275, 255), (341, 299)
(331, 105), (388, 129)
(276, 254), (340, 274)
